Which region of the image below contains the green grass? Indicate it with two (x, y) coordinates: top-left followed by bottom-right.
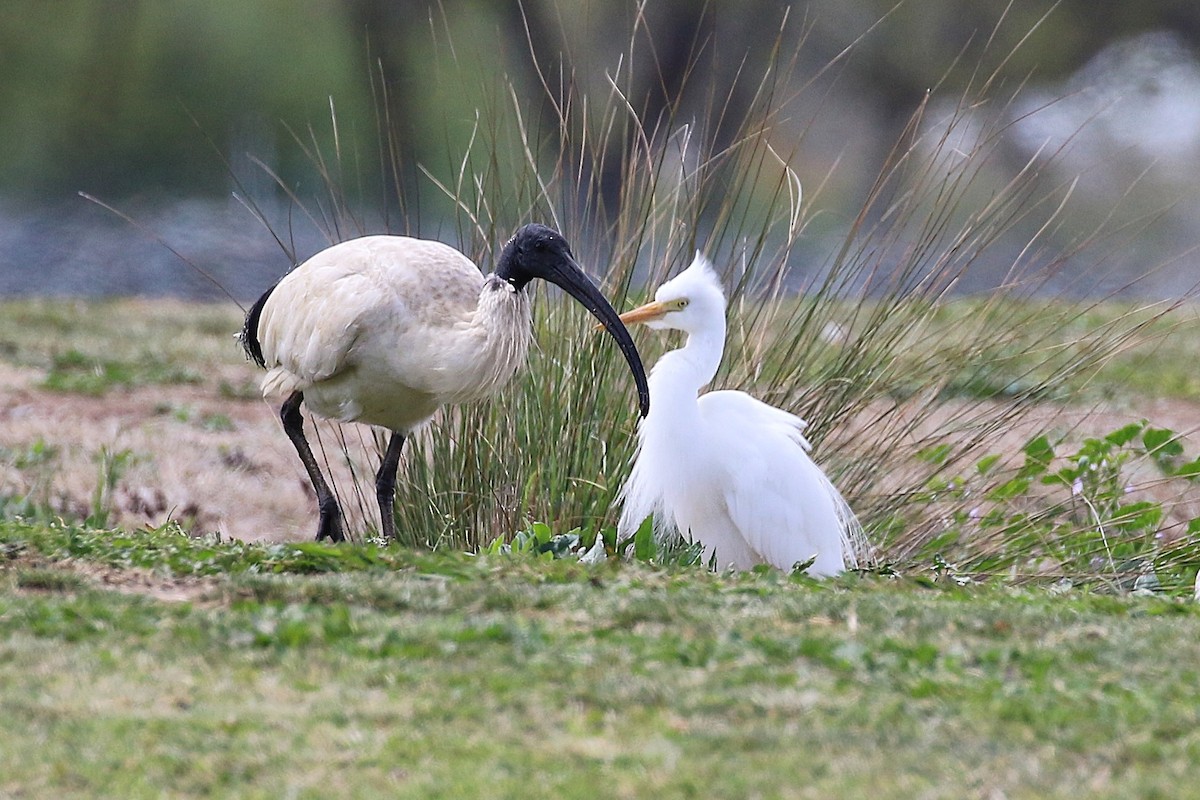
(0, 297), (242, 393)
(1, 297), (1195, 402)
(3, 521), (1200, 798)
(41, 348), (203, 395)
(917, 301), (1200, 404)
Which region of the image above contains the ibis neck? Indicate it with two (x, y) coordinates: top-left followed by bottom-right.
(477, 274), (533, 353)
(443, 275), (532, 402)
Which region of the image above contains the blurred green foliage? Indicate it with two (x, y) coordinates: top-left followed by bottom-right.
(0, 0), (369, 196)
(2, 0), (1199, 203)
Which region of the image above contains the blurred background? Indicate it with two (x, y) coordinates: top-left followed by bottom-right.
(1, 0), (1198, 301)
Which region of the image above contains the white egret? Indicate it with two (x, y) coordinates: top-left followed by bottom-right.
(241, 223), (650, 542)
(615, 254), (862, 576)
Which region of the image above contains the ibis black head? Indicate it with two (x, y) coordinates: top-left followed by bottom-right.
(495, 223), (569, 292)
(496, 223), (650, 417)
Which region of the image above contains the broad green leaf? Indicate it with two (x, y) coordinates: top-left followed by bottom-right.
(1143, 427), (1183, 458)
(1175, 458), (1200, 480)
(917, 443), (953, 465)
(987, 477), (1030, 501)
(976, 454), (1001, 475)
(531, 522), (553, 545)
(1104, 421), (1145, 447)
(1020, 435), (1054, 477)
(1112, 501), (1163, 533)
(633, 516), (656, 562)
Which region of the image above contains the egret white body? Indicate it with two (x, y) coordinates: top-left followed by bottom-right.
(242, 224), (649, 542)
(616, 254), (862, 576)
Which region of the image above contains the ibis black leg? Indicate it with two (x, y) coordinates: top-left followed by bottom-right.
(281, 391), (344, 542)
(375, 431), (405, 541)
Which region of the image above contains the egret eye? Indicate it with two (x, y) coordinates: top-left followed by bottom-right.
(676, 299), (689, 309)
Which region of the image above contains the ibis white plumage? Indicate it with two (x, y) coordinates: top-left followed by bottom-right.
(616, 254), (862, 576)
(242, 223), (649, 542)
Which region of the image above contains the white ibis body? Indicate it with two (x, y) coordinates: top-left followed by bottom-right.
(242, 224), (649, 542)
(615, 254), (861, 576)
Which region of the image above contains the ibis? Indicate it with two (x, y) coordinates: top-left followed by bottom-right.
(241, 223), (649, 542)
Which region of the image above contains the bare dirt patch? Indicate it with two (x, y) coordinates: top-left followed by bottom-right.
(4, 340), (1199, 544)
(1, 362), (380, 542)
(71, 561), (219, 604)
(2, 545), (219, 604)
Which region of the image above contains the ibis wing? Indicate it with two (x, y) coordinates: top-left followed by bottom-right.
(255, 263), (379, 391)
(251, 235), (489, 404)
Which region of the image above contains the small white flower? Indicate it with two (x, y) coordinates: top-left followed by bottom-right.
(579, 535), (607, 565)
(1072, 478), (1084, 496)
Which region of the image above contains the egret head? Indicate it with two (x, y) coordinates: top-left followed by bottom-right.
(496, 223), (650, 417)
(618, 253), (726, 335)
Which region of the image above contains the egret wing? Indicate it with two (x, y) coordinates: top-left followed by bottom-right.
(617, 415), (672, 541)
(700, 390), (811, 448)
(699, 390), (852, 575)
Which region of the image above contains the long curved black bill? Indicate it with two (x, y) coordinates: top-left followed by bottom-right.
(549, 256), (651, 417)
